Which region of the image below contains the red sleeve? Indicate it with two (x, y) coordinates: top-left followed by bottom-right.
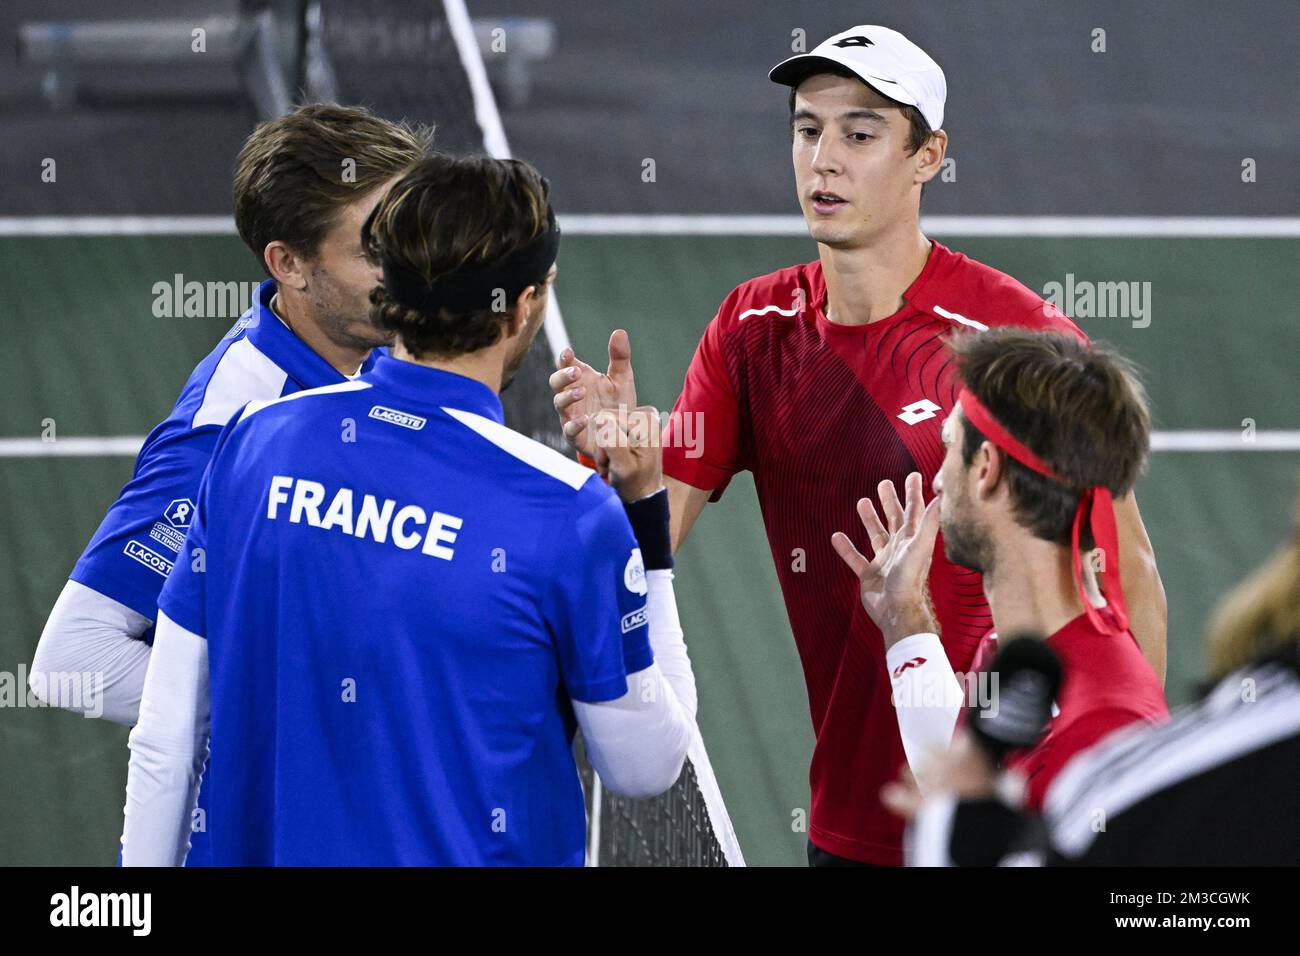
(662, 298), (744, 501)
(1021, 707), (1147, 810)
(1025, 298), (1089, 345)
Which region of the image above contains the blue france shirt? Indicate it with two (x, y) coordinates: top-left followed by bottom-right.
(156, 357), (654, 865)
(70, 278), (380, 866)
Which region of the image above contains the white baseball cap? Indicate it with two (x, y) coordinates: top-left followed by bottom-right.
(769, 25), (946, 130)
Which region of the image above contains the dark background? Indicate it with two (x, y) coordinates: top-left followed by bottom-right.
(2, 0), (1296, 216)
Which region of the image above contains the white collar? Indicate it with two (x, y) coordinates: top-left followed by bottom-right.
(269, 291), (365, 380)
(268, 292), (294, 333)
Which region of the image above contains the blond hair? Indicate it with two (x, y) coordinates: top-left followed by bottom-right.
(1205, 478), (1300, 677)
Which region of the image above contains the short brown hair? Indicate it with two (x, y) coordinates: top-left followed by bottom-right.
(233, 103), (433, 275)
(950, 328), (1151, 546)
(362, 154), (555, 358)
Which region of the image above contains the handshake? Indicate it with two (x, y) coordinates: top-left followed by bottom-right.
(548, 328), (663, 503)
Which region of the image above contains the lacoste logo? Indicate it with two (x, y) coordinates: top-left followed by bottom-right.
(123, 541), (174, 578)
(368, 405), (427, 431)
(621, 606), (649, 633)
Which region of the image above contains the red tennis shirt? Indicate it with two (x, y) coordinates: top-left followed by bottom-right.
(662, 240), (1085, 864)
(969, 608), (1169, 811)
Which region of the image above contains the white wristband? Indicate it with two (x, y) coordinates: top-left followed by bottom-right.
(887, 632), (963, 788)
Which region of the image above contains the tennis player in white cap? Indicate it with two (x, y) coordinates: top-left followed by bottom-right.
(552, 24), (1167, 867)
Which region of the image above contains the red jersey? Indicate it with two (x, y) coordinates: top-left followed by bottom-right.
(971, 608), (1169, 809)
(662, 241), (1084, 864)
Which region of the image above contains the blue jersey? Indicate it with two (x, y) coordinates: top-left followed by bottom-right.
(157, 357), (654, 865)
(72, 279), (379, 619)
(71, 278), (379, 866)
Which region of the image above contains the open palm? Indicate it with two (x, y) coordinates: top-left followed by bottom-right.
(832, 472), (941, 645)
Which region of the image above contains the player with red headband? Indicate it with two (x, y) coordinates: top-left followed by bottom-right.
(834, 328), (1169, 811)
(552, 25), (1168, 865)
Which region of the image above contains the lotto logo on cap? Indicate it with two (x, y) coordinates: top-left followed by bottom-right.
(769, 25), (947, 130)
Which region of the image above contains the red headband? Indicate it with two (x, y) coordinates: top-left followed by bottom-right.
(956, 388), (1129, 637)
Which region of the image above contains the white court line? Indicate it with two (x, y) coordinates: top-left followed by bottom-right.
(0, 437), (148, 457)
(0, 216), (235, 236)
(3, 215), (1300, 238)
(564, 215), (1300, 238)
(443, 0), (569, 360)
(442, 0), (511, 165)
(919, 216), (1300, 238)
(3, 431), (1298, 458)
(1150, 431), (1300, 452)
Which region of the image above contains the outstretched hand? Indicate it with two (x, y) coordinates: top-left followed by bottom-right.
(831, 472), (941, 648)
(592, 404), (664, 503)
(549, 329), (638, 458)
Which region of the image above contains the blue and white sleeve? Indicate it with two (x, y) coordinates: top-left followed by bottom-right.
(543, 480), (654, 703)
(155, 414), (243, 638)
(70, 426), (222, 621)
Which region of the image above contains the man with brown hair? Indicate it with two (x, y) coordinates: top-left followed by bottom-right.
(121, 153), (696, 865)
(878, 381), (1300, 869)
(232, 104), (431, 374)
(30, 103), (428, 863)
(833, 328), (1168, 815)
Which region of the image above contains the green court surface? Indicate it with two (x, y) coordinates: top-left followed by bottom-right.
(2, 233), (1296, 866)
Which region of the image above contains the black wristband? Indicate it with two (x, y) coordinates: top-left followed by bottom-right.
(623, 487), (673, 570)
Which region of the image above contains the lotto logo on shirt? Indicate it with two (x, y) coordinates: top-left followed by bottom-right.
(265, 475), (463, 560)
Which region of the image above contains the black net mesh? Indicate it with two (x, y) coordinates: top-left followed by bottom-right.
(580, 759), (730, 867)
